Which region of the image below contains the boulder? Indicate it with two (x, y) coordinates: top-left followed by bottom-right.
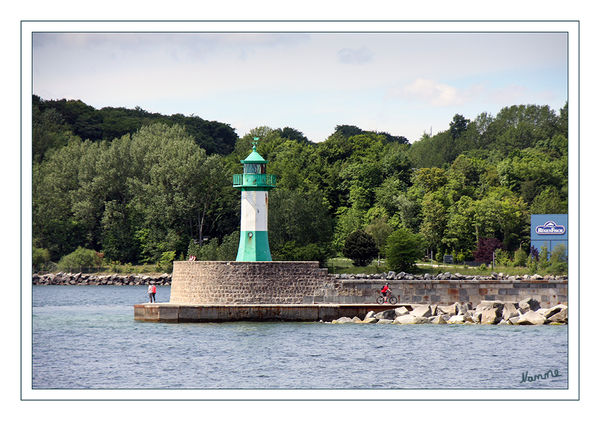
(394, 307), (410, 317)
(393, 314), (429, 324)
(498, 319), (511, 325)
(410, 305), (432, 318)
(448, 314), (473, 324)
(332, 317), (354, 324)
(393, 315), (413, 324)
(475, 300), (504, 312)
(351, 316), (362, 323)
(479, 308), (502, 324)
(537, 304), (567, 319)
(516, 310), (546, 325)
(509, 316), (521, 325)
(365, 311), (375, 319)
(377, 319), (393, 324)
(374, 309), (397, 320)
(386, 271), (396, 280)
(456, 302), (470, 315)
(519, 297), (541, 312)
(429, 315), (447, 324)
(362, 317), (378, 324)
(502, 303), (520, 320)
(548, 307), (568, 324)
(437, 304), (458, 316)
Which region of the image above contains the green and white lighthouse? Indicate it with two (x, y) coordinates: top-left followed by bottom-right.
(233, 139), (277, 261)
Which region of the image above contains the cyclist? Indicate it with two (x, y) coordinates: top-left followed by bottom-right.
(380, 283), (391, 302)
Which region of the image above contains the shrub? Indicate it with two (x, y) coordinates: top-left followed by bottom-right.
(32, 247), (51, 271)
(473, 238), (503, 263)
(527, 254), (538, 272)
(385, 228), (424, 272)
(539, 246), (550, 269)
(108, 260), (122, 273)
(435, 250), (444, 262)
(494, 248), (511, 266)
(514, 247), (528, 267)
(57, 247), (103, 272)
(548, 244), (568, 275)
(187, 232), (241, 262)
(216, 231), (240, 261)
(197, 238), (219, 261)
(275, 241), (331, 265)
(155, 251), (176, 273)
(342, 230), (379, 266)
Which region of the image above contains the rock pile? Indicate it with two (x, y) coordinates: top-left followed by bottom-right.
(331, 297), (567, 325)
(333, 271), (566, 281)
(32, 272), (172, 286)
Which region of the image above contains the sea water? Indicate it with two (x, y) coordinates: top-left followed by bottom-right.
(32, 285), (568, 389)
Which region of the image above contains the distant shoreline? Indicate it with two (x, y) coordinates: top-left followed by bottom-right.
(33, 272), (171, 286)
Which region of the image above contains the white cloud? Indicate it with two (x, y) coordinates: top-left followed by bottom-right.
(392, 78), (463, 107)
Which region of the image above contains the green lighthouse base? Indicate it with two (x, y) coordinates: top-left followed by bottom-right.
(236, 230), (272, 261)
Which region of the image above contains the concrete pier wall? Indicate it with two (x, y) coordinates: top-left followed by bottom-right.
(313, 278), (567, 308)
(134, 303), (406, 322)
(169, 261), (567, 309)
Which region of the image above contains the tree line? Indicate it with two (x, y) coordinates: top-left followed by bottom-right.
(32, 96), (568, 271)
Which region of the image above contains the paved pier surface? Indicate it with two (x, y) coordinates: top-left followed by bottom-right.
(134, 303), (412, 323)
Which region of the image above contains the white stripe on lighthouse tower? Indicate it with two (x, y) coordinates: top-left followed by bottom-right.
(240, 190), (268, 232)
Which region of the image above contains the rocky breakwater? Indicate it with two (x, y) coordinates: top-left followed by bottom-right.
(331, 297), (567, 326)
(333, 270), (567, 282)
(32, 272), (172, 286)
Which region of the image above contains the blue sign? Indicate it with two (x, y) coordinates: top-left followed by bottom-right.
(530, 214), (568, 256)
(535, 220), (566, 235)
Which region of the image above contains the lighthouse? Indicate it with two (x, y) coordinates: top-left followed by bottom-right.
(233, 139), (277, 261)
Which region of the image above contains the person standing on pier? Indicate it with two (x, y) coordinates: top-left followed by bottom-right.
(148, 284), (156, 303)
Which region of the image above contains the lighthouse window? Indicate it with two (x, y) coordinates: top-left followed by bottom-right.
(244, 164), (259, 174)
(244, 163), (266, 174)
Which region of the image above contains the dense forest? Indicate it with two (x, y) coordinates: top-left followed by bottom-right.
(32, 96), (568, 269)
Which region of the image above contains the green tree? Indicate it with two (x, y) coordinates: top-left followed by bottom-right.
(530, 187), (568, 214)
(419, 192), (448, 254)
(365, 217), (393, 263)
(385, 228), (424, 272)
(342, 230), (378, 266)
(268, 188), (334, 255)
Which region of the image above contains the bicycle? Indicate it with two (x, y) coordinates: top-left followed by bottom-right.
(376, 292), (398, 305)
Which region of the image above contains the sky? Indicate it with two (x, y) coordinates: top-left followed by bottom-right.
(33, 31), (567, 143)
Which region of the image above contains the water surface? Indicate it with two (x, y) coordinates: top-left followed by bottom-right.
(32, 285), (568, 389)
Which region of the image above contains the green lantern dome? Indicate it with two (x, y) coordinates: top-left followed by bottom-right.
(240, 142), (268, 164)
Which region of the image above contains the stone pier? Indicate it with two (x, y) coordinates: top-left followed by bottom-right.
(132, 261), (567, 322)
